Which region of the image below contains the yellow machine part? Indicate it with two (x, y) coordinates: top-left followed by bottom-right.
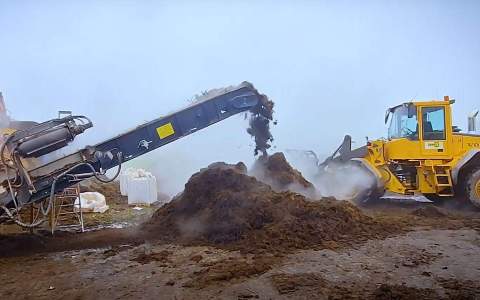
(475, 180), (480, 198)
(0, 128), (16, 136)
(360, 97), (480, 198)
(0, 128), (16, 168)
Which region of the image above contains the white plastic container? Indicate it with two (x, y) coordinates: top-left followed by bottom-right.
(120, 168), (159, 205)
(127, 175), (158, 206)
(75, 192), (109, 213)
(119, 168), (134, 196)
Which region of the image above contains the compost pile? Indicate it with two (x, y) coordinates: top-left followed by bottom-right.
(145, 162), (401, 254)
(250, 152), (316, 196)
(411, 205), (447, 218)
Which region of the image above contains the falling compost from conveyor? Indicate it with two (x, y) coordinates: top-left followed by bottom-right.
(247, 94), (275, 157)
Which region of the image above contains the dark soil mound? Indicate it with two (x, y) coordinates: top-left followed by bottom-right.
(184, 256), (274, 289)
(145, 162), (273, 244)
(270, 273), (439, 299)
(144, 162), (402, 254)
(251, 152), (316, 196)
(411, 205), (447, 218)
(373, 284), (438, 300)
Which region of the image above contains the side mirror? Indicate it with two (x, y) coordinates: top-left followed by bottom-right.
(384, 109), (392, 124)
(407, 104), (416, 118)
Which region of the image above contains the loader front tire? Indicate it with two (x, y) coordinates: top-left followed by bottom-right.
(350, 164), (384, 206)
(465, 168), (480, 208)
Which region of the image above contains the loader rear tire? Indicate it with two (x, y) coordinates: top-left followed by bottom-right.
(465, 168), (480, 208)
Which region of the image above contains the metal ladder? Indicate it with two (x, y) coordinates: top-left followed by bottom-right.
(50, 185), (84, 234)
(432, 166), (454, 197)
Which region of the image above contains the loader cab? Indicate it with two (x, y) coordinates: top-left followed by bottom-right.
(385, 96), (454, 160)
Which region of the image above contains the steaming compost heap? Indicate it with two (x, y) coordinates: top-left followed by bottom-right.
(251, 152), (316, 195)
(145, 162), (401, 254)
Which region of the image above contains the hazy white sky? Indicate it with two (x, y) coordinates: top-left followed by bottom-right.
(1, 0), (479, 192)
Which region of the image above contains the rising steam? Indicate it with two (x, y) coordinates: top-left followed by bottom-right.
(283, 152), (376, 201)
(313, 162), (376, 200)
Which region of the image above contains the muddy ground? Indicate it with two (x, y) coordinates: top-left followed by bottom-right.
(2, 202), (480, 300)
(2, 169), (480, 299)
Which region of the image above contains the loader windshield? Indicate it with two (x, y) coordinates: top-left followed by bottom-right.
(387, 104), (418, 140)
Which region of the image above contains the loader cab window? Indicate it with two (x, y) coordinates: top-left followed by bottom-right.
(421, 106), (446, 140)
(387, 104), (418, 140)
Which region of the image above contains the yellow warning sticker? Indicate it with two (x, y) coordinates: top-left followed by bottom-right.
(156, 122), (175, 139)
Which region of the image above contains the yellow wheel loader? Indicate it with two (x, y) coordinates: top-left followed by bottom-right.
(320, 96), (480, 206)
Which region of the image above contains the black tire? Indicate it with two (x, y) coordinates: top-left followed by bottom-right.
(352, 186), (374, 206)
(351, 166), (384, 206)
(465, 167), (480, 208)
(355, 187), (385, 207)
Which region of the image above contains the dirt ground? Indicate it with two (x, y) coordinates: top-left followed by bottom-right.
(2, 166), (480, 299)
(2, 201), (480, 299)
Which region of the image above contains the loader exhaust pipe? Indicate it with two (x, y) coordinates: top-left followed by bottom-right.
(468, 110), (479, 132)
(0, 92), (10, 128)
